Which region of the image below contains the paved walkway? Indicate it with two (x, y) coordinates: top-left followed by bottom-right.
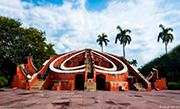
(0, 88), (180, 109)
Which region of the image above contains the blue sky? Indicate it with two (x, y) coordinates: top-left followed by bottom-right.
(21, 0), (110, 11)
(0, 0), (180, 68)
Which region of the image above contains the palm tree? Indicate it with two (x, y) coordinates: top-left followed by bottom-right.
(130, 59), (138, 67)
(157, 24), (174, 54)
(96, 33), (109, 52)
(115, 25), (132, 57)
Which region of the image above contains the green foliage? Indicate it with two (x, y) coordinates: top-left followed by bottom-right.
(115, 25), (132, 57)
(157, 24), (174, 54)
(168, 82), (180, 90)
(158, 24), (174, 43)
(97, 33), (109, 52)
(129, 59), (138, 67)
(0, 16), (57, 85)
(115, 25), (132, 45)
(139, 45), (180, 82)
(0, 16), (32, 65)
(0, 77), (8, 88)
(0, 16), (30, 84)
(24, 27), (57, 68)
(0, 59), (16, 84)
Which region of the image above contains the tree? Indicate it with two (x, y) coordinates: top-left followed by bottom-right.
(130, 59), (138, 67)
(157, 24), (174, 54)
(0, 16), (33, 85)
(115, 25), (131, 57)
(0, 77), (8, 88)
(0, 16), (57, 85)
(0, 16), (32, 65)
(24, 27), (57, 68)
(97, 33), (109, 52)
(139, 45), (180, 82)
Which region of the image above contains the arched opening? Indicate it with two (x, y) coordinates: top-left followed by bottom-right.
(75, 74), (84, 90)
(96, 74), (106, 90)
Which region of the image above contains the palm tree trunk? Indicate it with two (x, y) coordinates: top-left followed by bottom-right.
(165, 42), (168, 54)
(123, 43), (125, 57)
(101, 43), (103, 52)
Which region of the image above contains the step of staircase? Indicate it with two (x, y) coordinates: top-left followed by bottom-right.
(85, 79), (96, 91)
(127, 76), (135, 78)
(31, 80), (45, 90)
(86, 49), (93, 78)
(133, 82), (146, 91)
(84, 49), (96, 91)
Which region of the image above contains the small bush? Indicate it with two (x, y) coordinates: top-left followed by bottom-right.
(0, 77), (8, 88)
(168, 82), (180, 90)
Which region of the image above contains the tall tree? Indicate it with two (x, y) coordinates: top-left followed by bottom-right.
(24, 27), (57, 68)
(97, 33), (109, 52)
(0, 16), (33, 84)
(157, 24), (174, 54)
(115, 25), (131, 57)
(0, 16), (32, 65)
(0, 16), (57, 85)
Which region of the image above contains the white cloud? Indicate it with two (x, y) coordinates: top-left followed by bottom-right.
(0, 0), (180, 68)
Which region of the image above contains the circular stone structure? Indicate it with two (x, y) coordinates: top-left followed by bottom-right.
(12, 49), (167, 91)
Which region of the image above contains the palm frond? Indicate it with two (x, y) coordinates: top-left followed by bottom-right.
(97, 33), (109, 49)
(167, 28), (173, 32)
(98, 41), (102, 46)
(115, 26), (132, 49)
(125, 29), (131, 33)
(159, 24), (165, 31)
(157, 32), (163, 42)
(117, 25), (123, 32)
(104, 41), (108, 46)
(168, 33), (174, 42)
(115, 34), (120, 43)
(97, 35), (101, 38)
(126, 35), (132, 44)
(105, 39), (109, 42)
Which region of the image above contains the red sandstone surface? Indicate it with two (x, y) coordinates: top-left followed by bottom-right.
(12, 49), (166, 91)
(0, 88), (180, 109)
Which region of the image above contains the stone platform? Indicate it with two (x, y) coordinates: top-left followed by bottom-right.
(0, 88), (180, 109)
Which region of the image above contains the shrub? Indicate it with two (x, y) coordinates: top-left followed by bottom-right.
(0, 77), (8, 88)
(168, 82), (180, 90)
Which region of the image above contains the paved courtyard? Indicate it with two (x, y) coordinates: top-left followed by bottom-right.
(0, 88), (180, 109)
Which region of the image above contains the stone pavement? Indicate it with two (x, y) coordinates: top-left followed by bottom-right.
(0, 88), (180, 109)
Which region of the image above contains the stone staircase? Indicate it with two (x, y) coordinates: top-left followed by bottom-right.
(128, 72), (146, 91)
(133, 82), (146, 91)
(85, 79), (96, 91)
(86, 49), (93, 78)
(85, 49), (96, 91)
(31, 80), (45, 90)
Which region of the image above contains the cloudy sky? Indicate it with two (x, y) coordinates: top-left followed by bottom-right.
(0, 0), (180, 68)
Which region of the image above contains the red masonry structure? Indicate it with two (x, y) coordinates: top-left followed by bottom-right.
(12, 49), (167, 91)
(146, 68), (167, 90)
